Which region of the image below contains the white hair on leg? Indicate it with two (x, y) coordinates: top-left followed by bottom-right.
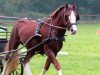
(25, 62), (33, 75)
(39, 68), (46, 75)
(1, 61), (8, 75)
(58, 69), (62, 75)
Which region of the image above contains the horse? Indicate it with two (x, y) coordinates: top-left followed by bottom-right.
(1, 2), (80, 75)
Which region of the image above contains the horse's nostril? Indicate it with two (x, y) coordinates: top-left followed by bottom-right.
(73, 31), (76, 34)
(71, 29), (73, 32)
(71, 29), (77, 35)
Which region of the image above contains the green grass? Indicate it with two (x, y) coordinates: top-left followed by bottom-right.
(28, 24), (100, 75)
(1, 23), (100, 75)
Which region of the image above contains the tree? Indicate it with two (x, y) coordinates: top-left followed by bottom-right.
(0, 0), (100, 17)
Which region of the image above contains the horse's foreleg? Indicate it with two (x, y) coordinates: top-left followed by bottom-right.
(40, 57), (51, 75)
(44, 45), (62, 75)
(39, 67), (46, 75)
(40, 51), (59, 75)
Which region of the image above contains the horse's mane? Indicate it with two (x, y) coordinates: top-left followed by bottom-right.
(50, 4), (73, 18)
(50, 5), (65, 18)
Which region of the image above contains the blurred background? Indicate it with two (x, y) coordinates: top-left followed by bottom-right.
(0, 0), (100, 16)
(0, 0), (100, 23)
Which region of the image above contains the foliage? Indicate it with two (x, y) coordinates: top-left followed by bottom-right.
(0, 0), (100, 17)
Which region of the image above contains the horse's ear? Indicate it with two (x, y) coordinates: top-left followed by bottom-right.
(73, 3), (77, 9)
(65, 2), (68, 9)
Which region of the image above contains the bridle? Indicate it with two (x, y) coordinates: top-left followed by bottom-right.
(39, 7), (78, 40)
(42, 19), (68, 30)
(63, 8), (77, 30)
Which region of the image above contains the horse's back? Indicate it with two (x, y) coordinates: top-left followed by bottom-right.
(14, 18), (39, 43)
(16, 18), (39, 31)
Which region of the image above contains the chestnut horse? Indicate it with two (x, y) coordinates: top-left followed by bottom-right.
(1, 3), (80, 75)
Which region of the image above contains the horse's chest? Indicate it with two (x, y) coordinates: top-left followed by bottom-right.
(48, 41), (63, 51)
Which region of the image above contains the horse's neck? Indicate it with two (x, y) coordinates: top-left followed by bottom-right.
(52, 9), (64, 27)
(45, 7), (67, 37)
(45, 16), (66, 37)
(52, 14), (66, 37)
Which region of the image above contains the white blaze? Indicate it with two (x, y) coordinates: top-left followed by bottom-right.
(69, 11), (77, 34)
(69, 11), (76, 24)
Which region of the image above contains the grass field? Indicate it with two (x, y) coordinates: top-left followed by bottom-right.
(1, 23), (100, 75)
(26, 24), (100, 75)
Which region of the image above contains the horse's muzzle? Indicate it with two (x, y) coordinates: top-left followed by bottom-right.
(70, 25), (77, 35)
(71, 29), (77, 34)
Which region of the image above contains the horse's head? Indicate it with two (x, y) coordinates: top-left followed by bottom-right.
(62, 3), (80, 34)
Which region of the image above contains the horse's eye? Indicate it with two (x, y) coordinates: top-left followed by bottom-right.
(65, 16), (68, 21)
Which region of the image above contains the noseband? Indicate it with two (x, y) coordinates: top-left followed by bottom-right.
(71, 23), (76, 25)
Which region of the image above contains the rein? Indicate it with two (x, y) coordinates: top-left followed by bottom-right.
(43, 22), (68, 30)
(1, 38), (50, 60)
